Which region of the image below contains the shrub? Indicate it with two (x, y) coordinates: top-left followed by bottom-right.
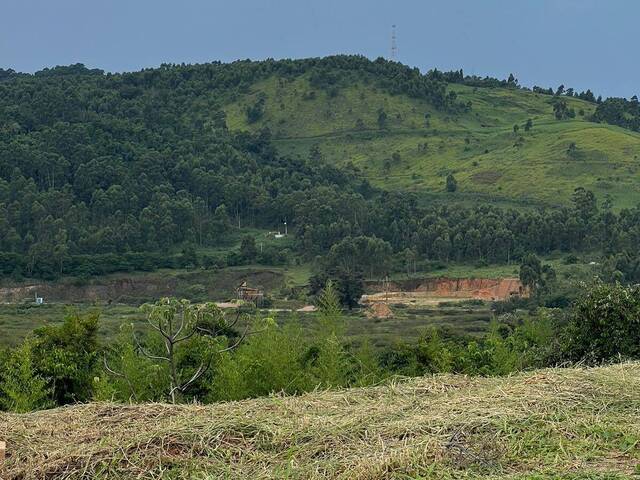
(31, 311), (100, 405)
(562, 283), (640, 362)
(0, 340), (53, 412)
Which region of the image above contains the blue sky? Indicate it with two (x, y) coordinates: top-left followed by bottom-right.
(1, 0), (636, 98)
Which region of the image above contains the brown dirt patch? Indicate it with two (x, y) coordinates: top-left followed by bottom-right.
(366, 302), (393, 319)
(362, 277), (527, 306)
(471, 171), (503, 184)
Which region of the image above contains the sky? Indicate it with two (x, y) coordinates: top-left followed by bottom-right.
(1, 0), (637, 98)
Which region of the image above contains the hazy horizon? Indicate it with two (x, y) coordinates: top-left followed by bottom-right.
(2, 0), (638, 98)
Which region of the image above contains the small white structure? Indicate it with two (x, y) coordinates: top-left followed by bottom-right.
(274, 233), (285, 239)
(34, 292), (43, 305)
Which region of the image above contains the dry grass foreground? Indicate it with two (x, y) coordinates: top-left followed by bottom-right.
(2, 364), (640, 479)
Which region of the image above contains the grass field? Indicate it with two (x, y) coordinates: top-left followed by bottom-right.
(0, 300), (492, 348)
(4, 362), (639, 479)
(224, 75), (640, 209)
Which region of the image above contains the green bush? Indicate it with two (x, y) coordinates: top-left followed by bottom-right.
(31, 311), (100, 405)
(562, 283), (640, 363)
(0, 340), (53, 412)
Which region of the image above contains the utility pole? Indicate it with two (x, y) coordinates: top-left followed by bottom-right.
(384, 275), (390, 303)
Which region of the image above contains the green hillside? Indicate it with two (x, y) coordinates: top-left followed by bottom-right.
(225, 75), (640, 208)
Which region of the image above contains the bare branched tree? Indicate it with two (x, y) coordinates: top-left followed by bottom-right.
(105, 297), (249, 404)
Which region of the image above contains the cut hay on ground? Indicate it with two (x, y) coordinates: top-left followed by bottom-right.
(2, 363), (640, 479)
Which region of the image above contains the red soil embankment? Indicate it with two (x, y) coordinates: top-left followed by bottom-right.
(365, 277), (526, 302)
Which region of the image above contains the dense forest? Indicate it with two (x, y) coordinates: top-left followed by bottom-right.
(0, 56), (639, 280)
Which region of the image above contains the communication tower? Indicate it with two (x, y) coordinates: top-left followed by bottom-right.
(391, 24), (398, 61)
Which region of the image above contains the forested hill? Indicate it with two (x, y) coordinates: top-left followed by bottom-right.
(1, 56), (640, 280)
(220, 59), (640, 209)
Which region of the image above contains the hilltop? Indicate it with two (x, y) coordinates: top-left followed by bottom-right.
(223, 66), (640, 209)
(3, 363), (640, 479)
(3, 55), (640, 213)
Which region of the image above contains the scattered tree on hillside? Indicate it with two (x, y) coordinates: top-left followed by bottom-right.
(578, 89), (596, 102)
(240, 235), (258, 263)
(309, 144), (323, 163)
(524, 118), (533, 132)
(309, 267), (364, 310)
(519, 254), (556, 295)
(325, 235), (392, 279)
(377, 108), (388, 129)
(246, 95), (266, 123)
(572, 187), (598, 222)
(404, 248), (418, 276)
(332, 268), (365, 310)
(592, 96), (640, 131)
(212, 205), (232, 235)
(446, 173), (458, 192)
(553, 99), (576, 120)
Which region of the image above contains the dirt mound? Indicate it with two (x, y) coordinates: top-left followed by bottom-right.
(366, 302), (393, 319)
(297, 305), (318, 312)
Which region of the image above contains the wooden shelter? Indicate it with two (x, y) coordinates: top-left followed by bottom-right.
(236, 281), (264, 305)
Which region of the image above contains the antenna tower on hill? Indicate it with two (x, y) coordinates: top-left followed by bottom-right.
(390, 24), (398, 61)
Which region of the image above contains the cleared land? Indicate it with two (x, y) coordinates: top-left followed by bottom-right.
(0, 258), (595, 347)
(2, 363), (639, 479)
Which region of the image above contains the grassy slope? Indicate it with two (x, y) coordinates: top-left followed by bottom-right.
(3, 363), (639, 479)
(225, 76), (640, 208)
